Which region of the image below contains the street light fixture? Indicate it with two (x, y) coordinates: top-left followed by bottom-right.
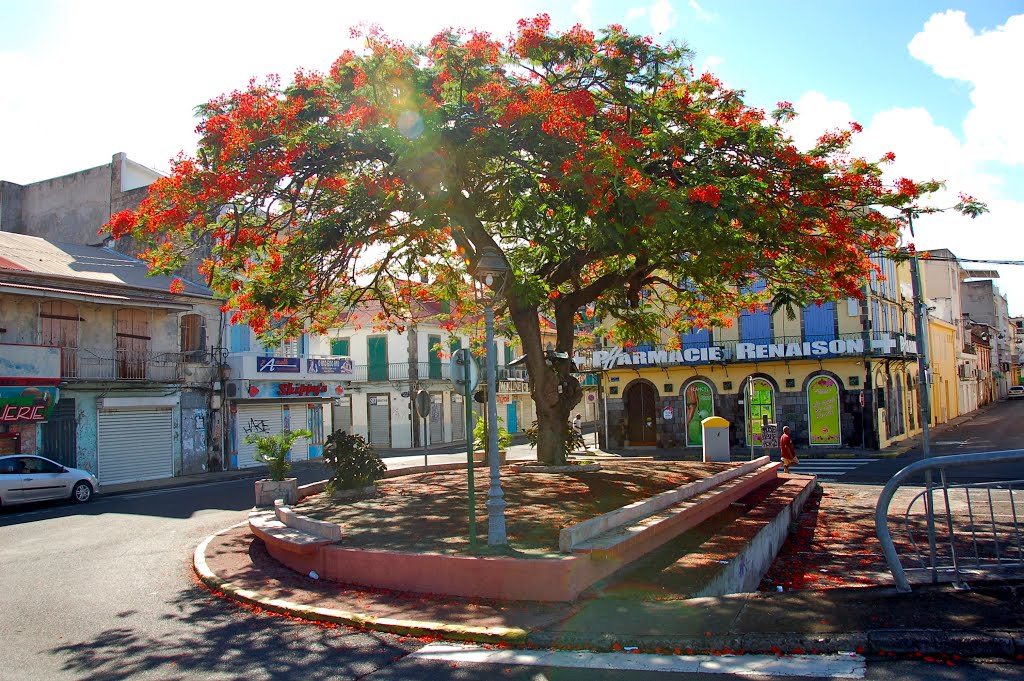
(473, 246), (509, 546)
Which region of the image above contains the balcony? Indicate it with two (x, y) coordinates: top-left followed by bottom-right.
(59, 347), (218, 383)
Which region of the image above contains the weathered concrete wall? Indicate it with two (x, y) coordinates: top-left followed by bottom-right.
(180, 389), (211, 475)
(13, 164), (112, 243)
(0, 181), (25, 232)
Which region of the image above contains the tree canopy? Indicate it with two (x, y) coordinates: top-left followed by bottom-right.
(108, 15), (980, 463)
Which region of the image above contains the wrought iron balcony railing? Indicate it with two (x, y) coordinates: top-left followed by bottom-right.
(58, 347), (218, 383)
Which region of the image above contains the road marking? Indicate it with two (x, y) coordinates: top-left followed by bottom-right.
(784, 459), (878, 481)
(409, 643), (866, 678)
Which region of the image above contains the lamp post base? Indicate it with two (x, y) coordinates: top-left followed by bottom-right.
(486, 495), (508, 546)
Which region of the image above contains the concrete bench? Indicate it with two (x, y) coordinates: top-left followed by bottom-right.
(561, 458), (780, 569)
(249, 509), (335, 556)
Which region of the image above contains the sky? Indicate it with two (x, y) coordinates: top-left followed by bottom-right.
(2, 0), (1022, 314)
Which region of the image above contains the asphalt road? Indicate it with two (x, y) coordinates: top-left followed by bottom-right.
(2, 407), (1024, 680)
(842, 398), (1024, 484)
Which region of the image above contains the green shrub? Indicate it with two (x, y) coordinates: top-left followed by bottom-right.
(323, 430), (387, 490)
(244, 429), (312, 481)
(473, 414), (512, 451)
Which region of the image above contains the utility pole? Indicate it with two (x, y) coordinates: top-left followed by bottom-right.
(907, 220), (938, 581)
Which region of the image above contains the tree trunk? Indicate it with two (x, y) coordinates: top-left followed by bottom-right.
(507, 298), (582, 466)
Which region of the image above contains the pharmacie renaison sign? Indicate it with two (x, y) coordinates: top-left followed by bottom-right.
(590, 335), (915, 370)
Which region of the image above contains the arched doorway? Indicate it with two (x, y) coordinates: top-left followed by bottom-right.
(683, 380), (714, 447)
(745, 377), (775, 446)
(625, 382), (657, 446)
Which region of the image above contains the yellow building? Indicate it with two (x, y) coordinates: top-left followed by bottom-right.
(584, 256), (932, 451)
(927, 317), (958, 426)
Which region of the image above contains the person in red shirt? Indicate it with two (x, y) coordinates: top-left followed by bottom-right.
(779, 425), (798, 473)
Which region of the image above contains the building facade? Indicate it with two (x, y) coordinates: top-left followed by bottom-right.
(222, 301), (540, 468)
(584, 256), (932, 451)
(0, 233), (222, 484)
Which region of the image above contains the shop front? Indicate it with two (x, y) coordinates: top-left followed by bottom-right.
(229, 379), (340, 469)
(0, 344), (62, 456)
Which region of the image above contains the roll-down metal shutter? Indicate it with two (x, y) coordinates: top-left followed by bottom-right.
(429, 392), (443, 443)
(451, 394), (465, 441)
(97, 408), (173, 484)
(235, 405), (282, 469)
(332, 396), (352, 434)
(367, 394), (391, 447)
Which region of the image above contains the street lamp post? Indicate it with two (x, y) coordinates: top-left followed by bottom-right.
(473, 247), (509, 546)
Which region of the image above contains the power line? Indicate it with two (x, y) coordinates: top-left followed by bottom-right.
(917, 256), (1024, 267)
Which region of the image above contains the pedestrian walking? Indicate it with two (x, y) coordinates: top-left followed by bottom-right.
(572, 414), (589, 452)
(779, 425), (798, 473)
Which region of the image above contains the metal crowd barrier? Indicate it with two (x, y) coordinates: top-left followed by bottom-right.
(875, 449), (1024, 592)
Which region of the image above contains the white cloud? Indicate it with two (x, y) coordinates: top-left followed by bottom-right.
(697, 54), (724, 76)
(909, 10), (1024, 165)
(572, 0), (593, 27)
(688, 0), (715, 22)
(788, 89), (1024, 314)
(649, 0), (677, 34)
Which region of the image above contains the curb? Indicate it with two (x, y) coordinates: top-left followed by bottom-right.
(192, 524), (529, 645)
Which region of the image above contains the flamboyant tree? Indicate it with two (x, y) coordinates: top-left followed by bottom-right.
(108, 16), (983, 465)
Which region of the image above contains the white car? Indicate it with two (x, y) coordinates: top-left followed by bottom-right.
(0, 455), (99, 507)
(1009, 386), (1024, 400)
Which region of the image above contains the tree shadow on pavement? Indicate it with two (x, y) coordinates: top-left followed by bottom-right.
(47, 578), (420, 681)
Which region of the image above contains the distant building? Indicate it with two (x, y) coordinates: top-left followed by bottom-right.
(961, 278), (1013, 398)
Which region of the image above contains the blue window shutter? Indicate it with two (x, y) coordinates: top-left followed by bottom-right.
(681, 327), (710, 349)
(229, 324), (250, 353)
(803, 301), (836, 342)
(740, 280), (771, 343)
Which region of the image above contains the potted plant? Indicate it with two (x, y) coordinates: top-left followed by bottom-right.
(323, 430), (387, 500)
(247, 428), (311, 506)
(473, 414), (511, 466)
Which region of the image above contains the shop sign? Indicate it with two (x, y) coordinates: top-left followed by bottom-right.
(808, 376), (841, 445)
(307, 357), (354, 376)
(0, 386), (59, 422)
(245, 382), (343, 399)
(256, 356), (301, 373)
(591, 334), (914, 370)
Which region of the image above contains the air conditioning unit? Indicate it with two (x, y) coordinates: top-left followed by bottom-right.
(223, 380), (247, 399)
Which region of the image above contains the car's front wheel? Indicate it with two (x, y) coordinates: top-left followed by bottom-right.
(71, 481), (93, 504)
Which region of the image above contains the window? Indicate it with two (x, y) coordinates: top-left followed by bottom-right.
(40, 301), (79, 376)
(740, 280), (771, 344)
(180, 313), (207, 360)
(681, 326), (711, 350)
(229, 324), (251, 353)
(802, 301), (837, 343)
(428, 334), (442, 379)
(0, 458), (19, 475)
(330, 338), (350, 356)
(368, 336), (388, 381)
(116, 308), (150, 379)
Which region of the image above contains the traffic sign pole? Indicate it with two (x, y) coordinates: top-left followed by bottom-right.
(451, 349), (480, 550)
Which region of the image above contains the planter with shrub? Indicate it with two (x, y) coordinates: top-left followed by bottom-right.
(323, 430), (387, 500)
(247, 429), (311, 506)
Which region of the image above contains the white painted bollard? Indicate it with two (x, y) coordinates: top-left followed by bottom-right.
(701, 416), (730, 462)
